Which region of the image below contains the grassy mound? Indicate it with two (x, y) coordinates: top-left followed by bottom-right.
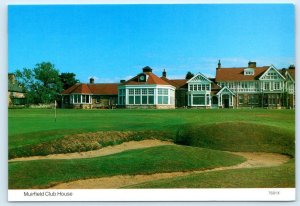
(9, 145), (245, 189)
(9, 131), (172, 159)
(175, 122), (295, 156)
(126, 159), (295, 188)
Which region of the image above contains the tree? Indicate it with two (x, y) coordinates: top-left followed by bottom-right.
(15, 62), (63, 104)
(59, 72), (79, 90)
(185, 71), (194, 80)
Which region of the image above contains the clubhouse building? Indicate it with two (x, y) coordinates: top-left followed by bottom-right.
(61, 61), (295, 109)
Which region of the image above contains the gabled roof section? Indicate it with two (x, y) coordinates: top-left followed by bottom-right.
(216, 86), (235, 96)
(216, 66), (269, 81)
(187, 73), (212, 83)
(123, 72), (171, 85)
(259, 65), (285, 80)
(61, 83), (118, 95)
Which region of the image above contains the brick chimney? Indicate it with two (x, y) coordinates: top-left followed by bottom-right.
(162, 69), (167, 77)
(248, 61), (256, 68)
(90, 77), (94, 84)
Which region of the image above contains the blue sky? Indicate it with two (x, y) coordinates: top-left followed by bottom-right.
(8, 4), (294, 82)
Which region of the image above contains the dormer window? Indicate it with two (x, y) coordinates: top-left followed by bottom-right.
(244, 68), (254, 76)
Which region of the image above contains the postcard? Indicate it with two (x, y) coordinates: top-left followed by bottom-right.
(7, 1), (295, 202)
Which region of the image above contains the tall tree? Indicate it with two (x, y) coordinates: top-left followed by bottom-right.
(185, 71), (194, 80)
(15, 62), (63, 104)
(59, 72), (79, 90)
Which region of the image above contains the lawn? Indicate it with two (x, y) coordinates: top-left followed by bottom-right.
(9, 145), (245, 189)
(9, 108), (295, 149)
(8, 108), (295, 189)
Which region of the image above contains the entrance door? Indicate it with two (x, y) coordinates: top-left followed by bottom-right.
(222, 94), (230, 108)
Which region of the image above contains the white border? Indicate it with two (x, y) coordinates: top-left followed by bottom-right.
(2, 0), (298, 204)
(8, 189), (296, 202)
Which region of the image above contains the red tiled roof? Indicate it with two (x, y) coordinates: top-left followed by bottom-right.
(215, 66), (269, 81)
(161, 77), (187, 89)
(61, 83), (118, 95)
(123, 72), (171, 85)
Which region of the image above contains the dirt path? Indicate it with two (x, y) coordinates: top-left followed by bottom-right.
(50, 151), (290, 189)
(9, 140), (174, 162)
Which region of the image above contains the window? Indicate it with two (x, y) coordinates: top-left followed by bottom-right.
(128, 89), (134, 95)
(158, 88), (169, 104)
(264, 82), (270, 90)
(142, 96), (147, 104)
(73, 94), (80, 103)
(135, 96), (141, 104)
(82, 95), (89, 103)
(129, 96), (134, 104)
(189, 84), (193, 91)
(206, 94), (210, 105)
(274, 82), (280, 90)
(135, 89), (141, 95)
(202, 84), (206, 90)
(193, 94), (205, 105)
(206, 84), (210, 91)
(193, 85), (197, 91)
(197, 84), (201, 91)
(249, 95), (259, 104)
(148, 96), (154, 104)
(239, 95), (244, 104)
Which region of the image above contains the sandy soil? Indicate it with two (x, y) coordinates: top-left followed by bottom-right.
(9, 140), (174, 162)
(50, 151), (290, 189)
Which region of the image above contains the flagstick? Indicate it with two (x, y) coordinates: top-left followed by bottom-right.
(55, 100), (57, 122)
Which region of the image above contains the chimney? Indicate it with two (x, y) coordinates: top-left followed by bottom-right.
(288, 64), (295, 70)
(217, 60), (221, 70)
(162, 69), (167, 77)
(8, 73), (16, 84)
(120, 80), (126, 83)
(89, 77), (94, 84)
(282, 68), (287, 76)
(248, 61), (256, 68)
(142, 66), (152, 73)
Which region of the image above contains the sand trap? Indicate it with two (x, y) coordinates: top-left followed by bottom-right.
(50, 151), (290, 189)
(9, 140), (174, 162)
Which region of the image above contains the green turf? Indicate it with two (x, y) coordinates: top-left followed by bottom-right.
(9, 108), (295, 149)
(175, 121), (295, 156)
(8, 145), (245, 189)
(126, 159), (295, 188)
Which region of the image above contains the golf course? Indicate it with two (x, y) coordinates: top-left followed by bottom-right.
(8, 108), (295, 189)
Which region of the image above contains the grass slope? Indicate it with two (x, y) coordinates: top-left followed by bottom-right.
(126, 159), (295, 188)
(9, 109), (295, 149)
(9, 145), (245, 189)
(175, 122), (295, 156)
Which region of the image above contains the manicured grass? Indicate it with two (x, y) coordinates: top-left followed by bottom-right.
(126, 159), (295, 188)
(175, 122), (295, 156)
(8, 145), (245, 189)
(9, 108), (295, 149)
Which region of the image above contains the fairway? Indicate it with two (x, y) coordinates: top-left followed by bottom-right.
(8, 108), (295, 189)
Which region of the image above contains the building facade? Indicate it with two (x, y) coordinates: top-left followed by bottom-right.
(8, 73), (26, 107)
(61, 62), (295, 109)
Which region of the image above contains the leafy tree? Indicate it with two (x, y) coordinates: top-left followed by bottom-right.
(185, 71), (194, 80)
(15, 62), (63, 104)
(59, 72), (79, 90)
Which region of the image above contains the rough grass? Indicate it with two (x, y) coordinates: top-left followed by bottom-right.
(8, 145), (245, 189)
(175, 122), (295, 157)
(126, 159), (295, 188)
(9, 131), (172, 159)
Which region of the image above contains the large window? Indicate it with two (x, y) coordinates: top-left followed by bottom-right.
(192, 94), (205, 105)
(248, 95), (259, 104)
(239, 95), (244, 104)
(73, 94), (80, 103)
(158, 88), (168, 104)
(127, 88), (155, 105)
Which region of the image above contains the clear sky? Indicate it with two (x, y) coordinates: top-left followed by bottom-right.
(8, 4), (294, 83)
